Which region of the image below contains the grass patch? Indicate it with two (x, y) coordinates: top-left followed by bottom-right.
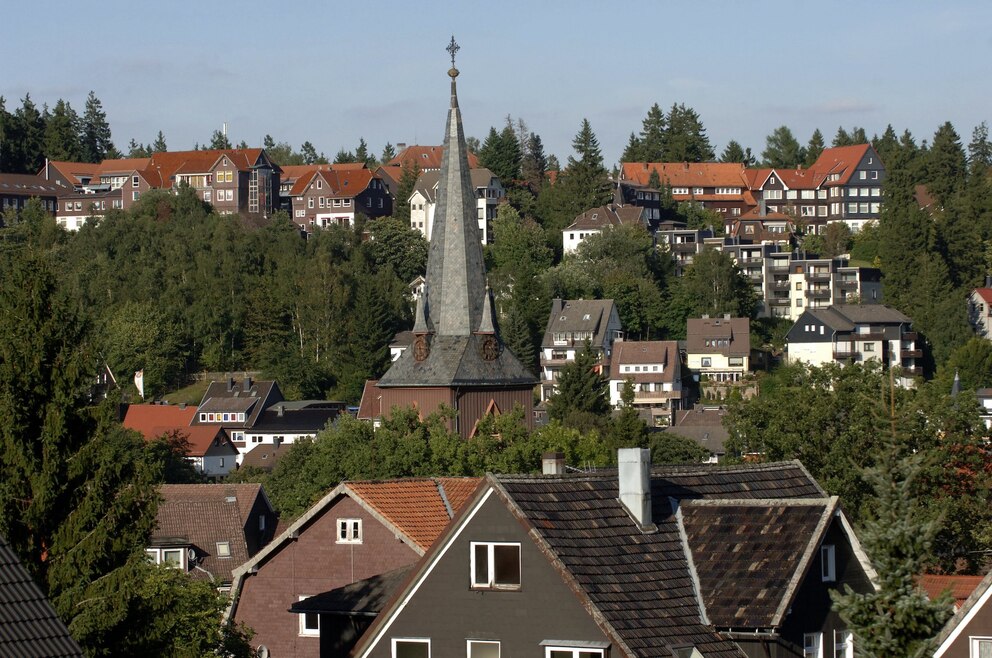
(160, 380), (210, 406)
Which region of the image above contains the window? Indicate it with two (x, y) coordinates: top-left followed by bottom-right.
(393, 639), (430, 658)
(786, 190), (797, 200)
(700, 357), (712, 367)
(671, 187), (689, 195)
(216, 541), (231, 557)
(146, 547), (184, 568)
(337, 518), (362, 544)
(468, 640), (500, 658)
(225, 189), (234, 201)
(833, 630), (853, 658)
(818, 189), (828, 199)
(204, 190), (211, 202)
(319, 197), (325, 208)
(801, 206), (816, 216)
(863, 342), (874, 352)
(219, 457), (225, 467)
(765, 189), (783, 200)
(299, 596), (320, 636)
(471, 542), (521, 589)
(731, 207), (741, 216)
(821, 544), (836, 582)
(871, 170), (879, 180)
(544, 648), (605, 658)
(818, 206), (828, 217)
(692, 187), (704, 195)
(729, 357), (744, 368)
(803, 633), (823, 658)
(199, 413), (206, 422)
(308, 198), (314, 209)
(970, 638), (992, 658)
(132, 175), (139, 187)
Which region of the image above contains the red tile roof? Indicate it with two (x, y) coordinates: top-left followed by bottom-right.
(621, 162), (747, 188)
(807, 144), (872, 186)
(346, 478), (482, 551)
(387, 145), (479, 171)
(122, 404), (227, 457)
(139, 149), (269, 188)
(919, 574), (984, 609)
(974, 288), (992, 305)
(44, 161), (100, 186)
(609, 341), (679, 384)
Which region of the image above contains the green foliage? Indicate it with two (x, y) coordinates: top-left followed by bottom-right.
(100, 300), (187, 399)
(719, 140), (755, 166)
(392, 163), (420, 223)
(669, 248), (757, 325)
(649, 432), (710, 464)
(81, 91), (117, 162)
(477, 120), (522, 183)
(364, 217), (429, 283)
(548, 343), (610, 427)
(830, 436), (953, 658)
(664, 103), (714, 162)
(144, 431), (207, 484)
(804, 128), (825, 167)
(761, 125), (804, 168)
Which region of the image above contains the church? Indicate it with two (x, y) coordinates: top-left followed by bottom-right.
(361, 40), (536, 437)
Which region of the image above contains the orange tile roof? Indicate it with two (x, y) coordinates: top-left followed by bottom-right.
(388, 145), (479, 170)
(808, 144), (872, 186)
(122, 404), (226, 457)
(45, 161), (100, 185)
(96, 158), (150, 175)
(919, 574), (984, 609)
(346, 478), (482, 551)
(140, 149), (268, 188)
(973, 288), (992, 305)
(621, 162), (747, 188)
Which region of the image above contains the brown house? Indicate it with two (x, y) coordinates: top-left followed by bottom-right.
(286, 165), (392, 231)
(366, 63), (536, 437)
(0, 173), (62, 225)
(352, 451), (876, 658)
(227, 477), (480, 658)
(932, 570), (992, 658)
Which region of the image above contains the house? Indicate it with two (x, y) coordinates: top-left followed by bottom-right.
(686, 316), (751, 395)
(726, 208), (795, 246)
(0, 173), (63, 224)
(0, 532), (83, 657)
(389, 331), (415, 362)
(351, 450), (876, 658)
(608, 340), (684, 426)
(385, 144), (479, 172)
(369, 64), (536, 438)
(976, 389), (992, 429)
(286, 165), (391, 231)
(968, 287), (992, 338)
(122, 403), (238, 477)
(786, 304), (921, 386)
(540, 298), (624, 402)
(619, 161), (751, 223)
(932, 569), (992, 657)
(920, 574), (985, 613)
(657, 226), (714, 276)
(242, 400), (346, 453)
(670, 406), (731, 462)
(148, 483), (276, 592)
(562, 204), (648, 254)
(227, 477), (480, 658)
(408, 167), (503, 243)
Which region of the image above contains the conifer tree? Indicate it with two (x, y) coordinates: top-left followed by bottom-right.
(719, 140), (747, 164)
(874, 124), (900, 165)
(561, 118), (612, 211)
(43, 99), (82, 162)
(926, 122), (968, 206)
(833, 126), (853, 147)
(761, 126), (804, 168)
(80, 91), (116, 162)
(209, 129), (232, 150)
(638, 103), (667, 162)
(520, 132), (547, 191)
(549, 342), (610, 422)
(380, 142), (397, 164)
(151, 130), (167, 153)
(804, 128), (825, 167)
(968, 122), (992, 174)
(13, 94), (46, 173)
(621, 132), (642, 163)
(664, 103), (713, 162)
(355, 137), (372, 167)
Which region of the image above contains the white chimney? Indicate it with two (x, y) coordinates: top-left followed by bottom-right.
(618, 448), (652, 528)
(542, 452), (565, 475)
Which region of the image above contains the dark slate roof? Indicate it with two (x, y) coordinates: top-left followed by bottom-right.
(290, 566), (413, 615)
(671, 407), (730, 456)
(240, 443), (289, 471)
(194, 379), (282, 427)
(250, 405), (342, 433)
(541, 298), (619, 348)
(803, 304), (911, 333)
(377, 334), (536, 387)
(493, 461), (825, 657)
(680, 498), (834, 628)
(0, 533), (83, 657)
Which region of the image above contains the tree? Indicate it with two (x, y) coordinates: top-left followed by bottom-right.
(664, 103), (714, 162)
(209, 129), (232, 150)
(561, 118), (612, 210)
(391, 163), (420, 223)
(720, 140), (755, 166)
(80, 91), (116, 162)
(673, 248), (757, 320)
(44, 99), (82, 162)
(926, 122), (968, 206)
(0, 250), (163, 652)
(520, 132), (547, 191)
(477, 122), (521, 183)
(355, 137), (371, 167)
(821, 221), (852, 258)
(804, 128), (825, 167)
(638, 103), (667, 162)
(621, 132), (642, 163)
(830, 436), (953, 657)
(333, 147), (356, 164)
(100, 300), (187, 399)
(606, 379), (649, 452)
(761, 126), (804, 168)
(380, 142), (397, 164)
(875, 124), (900, 165)
(13, 94), (46, 173)
(151, 130), (167, 153)
(649, 432), (709, 464)
(548, 342), (610, 426)
(364, 217), (429, 283)
(832, 126), (853, 147)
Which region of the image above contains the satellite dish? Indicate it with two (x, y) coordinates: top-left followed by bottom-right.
(257, 646), (270, 658)
(187, 548), (197, 562)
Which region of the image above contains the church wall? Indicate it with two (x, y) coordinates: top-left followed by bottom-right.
(458, 387), (535, 437)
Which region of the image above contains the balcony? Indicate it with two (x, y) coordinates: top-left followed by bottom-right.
(903, 331), (918, 341)
(899, 366), (923, 376)
(833, 350), (856, 359)
(806, 271), (831, 282)
(769, 297), (791, 306)
(902, 349), (922, 359)
(806, 289), (831, 300)
(771, 281), (791, 290)
(768, 264), (790, 273)
(737, 257), (764, 265)
(836, 279), (858, 289)
(845, 332), (885, 342)
(748, 272), (764, 282)
(671, 242), (698, 253)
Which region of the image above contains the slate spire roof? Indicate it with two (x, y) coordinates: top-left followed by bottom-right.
(376, 46), (535, 389)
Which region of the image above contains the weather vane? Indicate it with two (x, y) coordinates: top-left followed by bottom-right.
(447, 36), (460, 68)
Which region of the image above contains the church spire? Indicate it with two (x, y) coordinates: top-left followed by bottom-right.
(423, 37), (488, 337)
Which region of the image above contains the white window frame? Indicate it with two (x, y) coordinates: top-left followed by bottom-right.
(467, 640), (500, 658)
(544, 648), (605, 658)
(821, 544), (836, 582)
(470, 541), (521, 590)
(833, 630), (853, 658)
(337, 518), (362, 544)
(804, 632), (823, 658)
(298, 596), (320, 636)
(970, 637), (992, 658)
(392, 638), (430, 658)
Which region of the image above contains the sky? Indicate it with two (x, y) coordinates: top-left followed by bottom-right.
(4, 1), (991, 167)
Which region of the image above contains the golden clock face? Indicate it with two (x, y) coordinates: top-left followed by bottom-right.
(480, 335), (500, 361)
(413, 335), (430, 362)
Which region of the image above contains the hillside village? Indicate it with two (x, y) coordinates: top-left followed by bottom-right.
(3, 40), (992, 658)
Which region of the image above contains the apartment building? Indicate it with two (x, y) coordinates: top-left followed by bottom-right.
(618, 161), (751, 227)
(285, 165), (391, 230)
(540, 298), (623, 402)
(409, 167), (502, 243)
(0, 173), (62, 224)
(786, 304), (920, 386)
(562, 204), (648, 254)
(685, 315), (751, 400)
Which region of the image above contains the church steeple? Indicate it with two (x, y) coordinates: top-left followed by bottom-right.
(423, 36), (488, 337)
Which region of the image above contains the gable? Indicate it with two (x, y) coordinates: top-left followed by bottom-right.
(787, 312), (833, 343)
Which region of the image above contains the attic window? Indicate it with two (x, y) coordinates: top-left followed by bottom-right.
(216, 542), (231, 558)
(471, 542), (521, 590)
(821, 544), (836, 582)
(337, 518), (362, 544)
(583, 314), (591, 321)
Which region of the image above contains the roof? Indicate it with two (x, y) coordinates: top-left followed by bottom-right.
(486, 461), (829, 656)
(802, 304), (911, 332)
(0, 533), (83, 657)
(542, 298), (618, 348)
(565, 205), (646, 232)
(0, 173), (65, 197)
(154, 484), (269, 584)
(680, 498), (836, 628)
(728, 217), (794, 244)
(122, 404), (228, 457)
(934, 569), (992, 654)
(386, 145), (479, 171)
(291, 566), (414, 615)
(356, 379), (380, 420)
(621, 162), (747, 189)
(685, 317), (751, 356)
(376, 334), (537, 388)
(239, 443), (289, 471)
(291, 167), (379, 198)
(250, 404), (342, 434)
(672, 407), (731, 455)
(609, 341), (679, 384)
(195, 378), (281, 427)
(808, 144), (873, 187)
(973, 288), (992, 306)
(920, 574), (984, 609)
(43, 161), (100, 186)
(410, 167), (499, 204)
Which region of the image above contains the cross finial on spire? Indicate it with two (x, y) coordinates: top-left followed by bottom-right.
(447, 36), (460, 67)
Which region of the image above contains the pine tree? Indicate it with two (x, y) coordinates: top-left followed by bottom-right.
(520, 132), (547, 192)
(355, 137), (371, 167)
(477, 123), (521, 183)
(151, 130), (167, 153)
(333, 148), (357, 164)
(664, 103), (714, 162)
(638, 103), (667, 161)
(43, 99), (82, 162)
(127, 139), (150, 158)
(830, 419), (953, 658)
(13, 94), (46, 173)
(875, 124), (900, 165)
(761, 126), (804, 168)
(380, 142), (397, 164)
(563, 118), (612, 209)
(833, 126), (853, 147)
(80, 91), (115, 162)
(208, 129), (231, 150)
(719, 140), (746, 163)
(549, 342), (610, 422)
(804, 128), (825, 167)
(968, 122), (992, 175)
(621, 132), (642, 163)
(926, 122), (968, 206)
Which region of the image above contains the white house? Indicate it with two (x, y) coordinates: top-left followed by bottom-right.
(562, 204), (648, 254)
(409, 168), (503, 243)
(540, 298), (624, 402)
(608, 340), (684, 427)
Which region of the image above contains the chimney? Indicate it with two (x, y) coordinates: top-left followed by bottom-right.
(397, 142), (406, 150)
(618, 448), (653, 529)
(277, 404), (285, 418)
(985, 275), (992, 288)
(724, 313), (731, 320)
(542, 452), (565, 475)
(243, 376), (252, 391)
(226, 377), (234, 392)
(179, 402), (187, 410)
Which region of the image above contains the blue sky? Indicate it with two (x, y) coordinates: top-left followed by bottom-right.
(5, 1), (990, 166)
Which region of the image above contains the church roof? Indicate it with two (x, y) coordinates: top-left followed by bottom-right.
(378, 335), (536, 387)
